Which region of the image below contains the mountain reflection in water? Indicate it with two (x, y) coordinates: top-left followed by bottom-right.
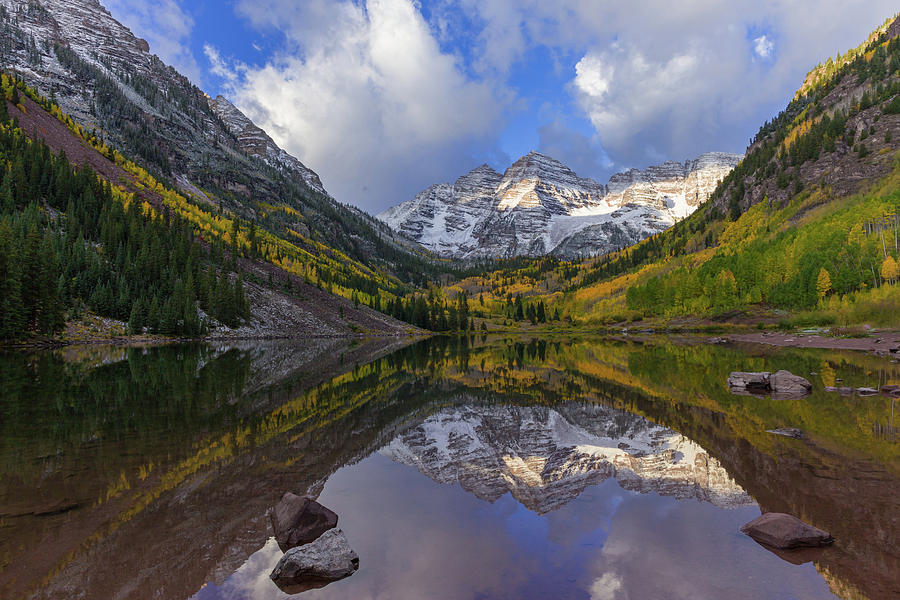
(0, 336), (897, 600)
(382, 404), (753, 512)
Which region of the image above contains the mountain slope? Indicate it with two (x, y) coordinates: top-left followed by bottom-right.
(608, 13), (900, 324)
(0, 81), (417, 339)
(378, 151), (740, 259)
(0, 0), (424, 278)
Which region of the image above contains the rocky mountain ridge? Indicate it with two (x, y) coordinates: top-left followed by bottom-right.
(378, 151), (742, 259)
(209, 95), (327, 196)
(381, 402), (753, 513)
(0, 0), (413, 269)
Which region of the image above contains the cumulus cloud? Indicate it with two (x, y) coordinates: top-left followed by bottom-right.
(754, 35), (775, 59)
(219, 0), (506, 212)
(453, 0), (898, 173)
(102, 0), (202, 84)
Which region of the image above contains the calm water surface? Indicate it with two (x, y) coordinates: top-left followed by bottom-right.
(0, 336), (897, 600)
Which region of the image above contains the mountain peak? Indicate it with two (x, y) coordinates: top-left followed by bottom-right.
(500, 151), (588, 192)
(378, 151), (739, 259)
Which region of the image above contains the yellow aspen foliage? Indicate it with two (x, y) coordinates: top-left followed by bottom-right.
(881, 255), (899, 284)
(816, 267), (832, 299)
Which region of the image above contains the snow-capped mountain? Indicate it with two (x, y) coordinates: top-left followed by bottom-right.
(381, 403), (753, 514)
(0, 0), (327, 197)
(378, 151), (742, 259)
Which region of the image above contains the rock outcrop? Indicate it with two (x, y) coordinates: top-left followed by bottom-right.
(377, 151), (742, 259)
(728, 371), (812, 397)
(269, 493), (338, 552)
(269, 529), (359, 593)
(209, 96), (327, 195)
(381, 403), (753, 513)
(740, 512), (834, 549)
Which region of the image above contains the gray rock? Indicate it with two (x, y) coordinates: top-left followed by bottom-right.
(728, 371), (771, 390)
(728, 371), (811, 398)
(857, 387), (879, 396)
(269, 493), (338, 552)
(740, 512), (833, 549)
(766, 428), (803, 439)
(770, 370), (812, 394)
(270, 529), (359, 593)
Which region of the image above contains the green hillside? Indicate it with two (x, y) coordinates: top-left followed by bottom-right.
(440, 14), (900, 330)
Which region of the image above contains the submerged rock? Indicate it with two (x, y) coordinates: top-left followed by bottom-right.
(766, 428), (803, 439)
(270, 529), (359, 593)
(740, 512), (834, 549)
(269, 492), (338, 552)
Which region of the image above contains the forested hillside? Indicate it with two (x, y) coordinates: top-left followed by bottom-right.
(0, 0), (448, 288)
(0, 74), (427, 340)
(431, 13), (900, 330)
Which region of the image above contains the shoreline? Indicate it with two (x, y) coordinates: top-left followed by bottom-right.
(724, 331), (900, 356)
(0, 331), (432, 351)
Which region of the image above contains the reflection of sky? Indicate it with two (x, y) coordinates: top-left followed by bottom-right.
(195, 453), (835, 600)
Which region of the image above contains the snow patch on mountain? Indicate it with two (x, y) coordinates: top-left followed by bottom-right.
(381, 403), (753, 514)
(377, 151), (742, 259)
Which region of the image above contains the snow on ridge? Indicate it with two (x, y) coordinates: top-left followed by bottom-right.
(380, 403), (754, 513)
(377, 151), (742, 259)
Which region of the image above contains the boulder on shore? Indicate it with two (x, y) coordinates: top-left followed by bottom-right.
(728, 371), (811, 397)
(270, 528), (359, 593)
(269, 492), (338, 552)
(740, 512), (833, 549)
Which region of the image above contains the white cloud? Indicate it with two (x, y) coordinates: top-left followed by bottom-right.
(222, 0), (506, 212)
(102, 0), (202, 84)
(754, 35), (774, 58)
(452, 0), (899, 173)
(203, 44), (237, 83)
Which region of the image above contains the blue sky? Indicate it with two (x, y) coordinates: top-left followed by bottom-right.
(103, 0), (898, 213)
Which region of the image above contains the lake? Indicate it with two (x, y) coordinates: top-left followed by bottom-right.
(0, 336), (897, 600)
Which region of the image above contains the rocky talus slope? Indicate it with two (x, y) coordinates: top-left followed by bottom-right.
(378, 151), (741, 259)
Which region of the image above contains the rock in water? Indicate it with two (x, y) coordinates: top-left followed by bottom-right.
(766, 428), (803, 439)
(728, 371), (811, 397)
(270, 493), (338, 551)
(770, 370), (812, 395)
(740, 513), (834, 549)
(728, 372), (771, 390)
(270, 529), (359, 593)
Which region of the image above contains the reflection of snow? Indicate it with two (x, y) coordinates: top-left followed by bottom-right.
(381, 403), (753, 513)
(590, 572), (624, 600)
(191, 537), (284, 600)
